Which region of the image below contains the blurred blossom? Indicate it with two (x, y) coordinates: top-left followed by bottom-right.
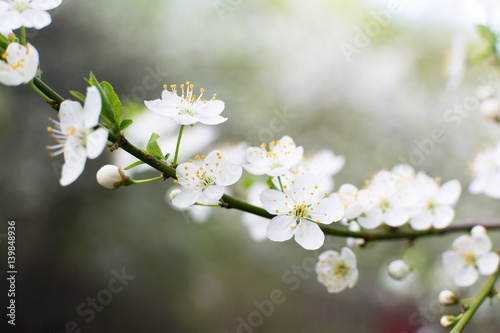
(0, 0), (62, 30)
(316, 247), (359, 293)
(442, 225), (499, 287)
(241, 182), (270, 242)
(469, 140), (500, 198)
(244, 135), (303, 177)
(272, 149), (345, 194)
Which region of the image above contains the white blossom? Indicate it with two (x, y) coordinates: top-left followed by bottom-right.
(469, 140), (500, 198)
(260, 174), (344, 250)
(172, 150), (242, 208)
(144, 82), (226, 126)
(409, 173), (462, 230)
(442, 225), (500, 287)
(244, 135), (303, 177)
(316, 247), (359, 293)
(0, 42), (38, 86)
(272, 149), (345, 193)
(0, 0), (62, 30)
(47, 86), (108, 186)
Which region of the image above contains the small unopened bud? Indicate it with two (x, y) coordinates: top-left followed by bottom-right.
(0, 27), (15, 42)
(169, 189), (182, 203)
(440, 315), (457, 327)
(387, 259), (412, 281)
(471, 225), (487, 236)
(479, 98), (500, 122)
(96, 165), (130, 189)
(439, 289), (458, 305)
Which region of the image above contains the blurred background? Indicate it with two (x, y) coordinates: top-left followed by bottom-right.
(2, 0), (500, 332)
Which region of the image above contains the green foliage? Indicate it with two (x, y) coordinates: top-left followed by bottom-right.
(69, 90), (86, 103)
(124, 160), (145, 170)
(146, 132), (164, 160)
(85, 72), (123, 134)
(119, 119), (133, 131)
(474, 25), (498, 63)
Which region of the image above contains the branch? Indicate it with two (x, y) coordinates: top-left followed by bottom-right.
(31, 77), (500, 243)
(450, 268), (500, 332)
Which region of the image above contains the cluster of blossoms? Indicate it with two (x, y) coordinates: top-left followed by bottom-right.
(332, 165), (462, 231)
(3, 1), (500, 318)
(0, 1), (63, 86)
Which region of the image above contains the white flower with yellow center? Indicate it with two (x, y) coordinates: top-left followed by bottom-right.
(409, 172), (461, 230)
(244, 135), (303, 177)
(144, 82), (226, 125)
(357, 170), (416, 229)
(172, 150), (242, 207)
(442, 225), (500, 287)
(0, 42), (38, 86)
(0, 0), (62, 30)
(316, 247), (359, 293)
(46, 86), (108, 186)
(260, 174), (344, 250)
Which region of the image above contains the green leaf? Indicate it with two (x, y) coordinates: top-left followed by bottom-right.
(124, 160), (145, 170)
(477, 25), (497, 47)
(101, 81), (123, 126)
(147, 132), (164, 160)
(69, 90), (86, 103)
(119, 119), (133, 131)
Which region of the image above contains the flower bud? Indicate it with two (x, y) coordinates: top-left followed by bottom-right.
(471, 225), (487, 236)
(439, 289), (458, 305)
(387, 259), (412, 280)
(0, 27), (14, 41)
(479, 98), (500, 122)
(169, 189), (182, 203)
(440, 315), (457, 327)
(96, 165), (130, 190)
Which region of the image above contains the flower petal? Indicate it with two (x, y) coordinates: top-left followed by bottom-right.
(172, 188), (200, 208)
(30, 0), (63, 10)
(437, 180), (462, 205)
(198, 185), (224, 205)
(86, 128), (108, 159)
(409, 212), (433, 230)
(83, 86), (102, 128)
(59, 147), (87, 186)
(432, 206), (455, 229)
(294, 220), (324, 250)
(454, 266), (479, 287)
(309, 197), (344, 224)
(267, 215), (296, 242)
(260, 189), (291, 214)
(21, 9), (51, 29)
(477, 252), (500, 276)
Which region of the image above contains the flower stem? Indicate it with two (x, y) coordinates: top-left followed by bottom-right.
(21, 26), (26, 46)
(278, 176), (284, 192)
(29, 81), (53, 103)
(130, 176), (164, 185)
(173, 125), (184, 165)
(449, 268), (500, 333)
